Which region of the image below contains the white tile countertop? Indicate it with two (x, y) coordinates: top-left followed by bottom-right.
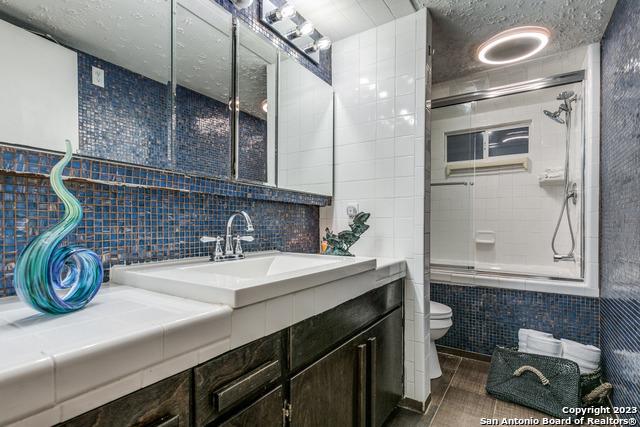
(1, 257), (406, 426)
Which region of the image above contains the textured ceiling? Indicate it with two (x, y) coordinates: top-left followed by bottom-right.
(428, 0), (618, 83)
(0, 0), (273, 117)
(288, 0), (423, 41)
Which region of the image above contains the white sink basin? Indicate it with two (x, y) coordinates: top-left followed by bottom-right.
(110, 251), (376, 307)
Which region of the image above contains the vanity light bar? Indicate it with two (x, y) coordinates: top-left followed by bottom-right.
(259, 0), (329, 64)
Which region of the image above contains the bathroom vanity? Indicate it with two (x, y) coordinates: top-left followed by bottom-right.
(0, 255), (405, 427)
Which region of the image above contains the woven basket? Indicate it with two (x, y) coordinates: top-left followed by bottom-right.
(486, 347), (582, 418)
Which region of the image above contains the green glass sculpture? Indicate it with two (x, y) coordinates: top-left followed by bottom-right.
(14, 140), (103, 314)
(322, 212), (370, 256)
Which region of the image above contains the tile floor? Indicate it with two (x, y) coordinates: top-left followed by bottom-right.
(385, 352), (613, 426)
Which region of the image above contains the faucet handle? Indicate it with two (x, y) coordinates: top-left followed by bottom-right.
(200, 236), (223, 243)
(233, 235), (254, 255)
(201, 236), (224, 260)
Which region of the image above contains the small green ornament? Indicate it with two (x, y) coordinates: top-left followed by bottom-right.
(322, 212), (370, 256)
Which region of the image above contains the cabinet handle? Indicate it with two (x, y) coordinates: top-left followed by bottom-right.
(356, 344), (367, 427)
(146, 414), (180, 427)
(367, 337), (377, 427)
(213, 360), (281, 412)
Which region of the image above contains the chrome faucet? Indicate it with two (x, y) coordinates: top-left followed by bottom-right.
(200, 210), (254, 262)
(225, 211), (254, 255)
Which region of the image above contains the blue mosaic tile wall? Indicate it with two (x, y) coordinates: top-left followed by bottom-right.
(0, 145), (327, 298)
(431, 283), (600, 356)
(600, 0), (640, 412)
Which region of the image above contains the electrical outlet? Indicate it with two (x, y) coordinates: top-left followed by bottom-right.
(346, 203), (359, 220)
(91, 66), (104, 88)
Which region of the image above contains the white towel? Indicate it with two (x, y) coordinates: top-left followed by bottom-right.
(561, 339), (601, 373)
(561, 339), (601, 364)
(526, 335), (563, 357)
(518, 329), (554, 352)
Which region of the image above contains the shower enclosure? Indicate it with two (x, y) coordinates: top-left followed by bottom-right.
(430, 74), (585, 280)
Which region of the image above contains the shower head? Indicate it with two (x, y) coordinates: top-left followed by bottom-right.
(556, 90), (575, 101)
(544, 109), (565, 124)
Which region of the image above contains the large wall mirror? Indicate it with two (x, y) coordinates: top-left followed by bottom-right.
(0, 0), (333, 196)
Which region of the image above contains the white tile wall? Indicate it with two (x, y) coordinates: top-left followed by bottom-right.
(323, 9), (429, 403)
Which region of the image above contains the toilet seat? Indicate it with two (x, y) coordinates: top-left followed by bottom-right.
(430, 301), (452, 320)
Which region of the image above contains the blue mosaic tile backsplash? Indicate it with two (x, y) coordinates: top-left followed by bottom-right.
(0, 145), (329, 297)
(431, 283), (600, 356)
(600, 0), (640, 412)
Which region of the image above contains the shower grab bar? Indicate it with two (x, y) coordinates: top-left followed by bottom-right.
(431, 182), (474, 186)
(445, 157), (529, 176)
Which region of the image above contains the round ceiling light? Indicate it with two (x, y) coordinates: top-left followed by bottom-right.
(477, 26), (550, 65)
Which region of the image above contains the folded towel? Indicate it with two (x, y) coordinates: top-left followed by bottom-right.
(518, 329), (554, 352)
(563, 354), (599, 374)
(561, 339), (601, 364)
(527, 335), (563, 357)
(560, 339), (601, 373)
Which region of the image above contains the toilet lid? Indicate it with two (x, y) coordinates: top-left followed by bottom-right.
(430, 301), (452, 320)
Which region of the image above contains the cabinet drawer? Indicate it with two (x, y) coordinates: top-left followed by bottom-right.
(289, 280), (402, 371)
(58, 371), (190, 427)
(194, 332), (283, 426)
(219, 386), (283, 427)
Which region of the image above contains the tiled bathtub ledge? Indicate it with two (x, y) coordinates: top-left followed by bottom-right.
(0, 145), (331, 207)
(1, 258), (405, 426)
(431, 269), (599, 297)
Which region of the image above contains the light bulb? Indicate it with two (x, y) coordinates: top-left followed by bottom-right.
(315, 37), (331, 51)
(232, 0), (254, 10)
(280, 3), (296, 19)
(298, 21), (314, 36)
(261, 99), (268, 113)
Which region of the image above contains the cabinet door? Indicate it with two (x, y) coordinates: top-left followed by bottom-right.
(290, 333), (368, 427)
(289, 308), (403, 427)
(219, 386), (283, 427)
(367, 307), (403, 427)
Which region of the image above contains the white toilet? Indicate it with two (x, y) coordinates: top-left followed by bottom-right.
(429, 301), (453, 379)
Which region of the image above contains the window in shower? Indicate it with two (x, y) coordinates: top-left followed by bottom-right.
(431, 80), (584, 281)
(446, 124), (529, 164)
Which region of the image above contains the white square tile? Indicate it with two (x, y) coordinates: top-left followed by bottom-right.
(265, 295), (293, 335)
(231, 303), (266, 347)
(51, 325), (163, 401)
(0, 350), (54, 424)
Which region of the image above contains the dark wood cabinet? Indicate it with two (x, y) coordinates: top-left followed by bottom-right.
(289, 280), (402, 371)
(289, 308), (403, 427)
(58, 371), (191, 427)
(56, 281), (403, 427)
